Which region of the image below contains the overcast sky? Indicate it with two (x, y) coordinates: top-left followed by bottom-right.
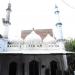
(0, 0), (75, 40)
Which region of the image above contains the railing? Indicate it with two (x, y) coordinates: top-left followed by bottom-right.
(7, 41), (64, 50)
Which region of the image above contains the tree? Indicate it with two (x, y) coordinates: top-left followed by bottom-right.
(65, 39), (75, 75)
(65, 39), (75, 52)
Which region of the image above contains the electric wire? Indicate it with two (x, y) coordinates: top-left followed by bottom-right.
(61, 0), (75, 9)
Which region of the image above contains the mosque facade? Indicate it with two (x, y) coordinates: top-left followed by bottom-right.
(0, 2), (70, 75)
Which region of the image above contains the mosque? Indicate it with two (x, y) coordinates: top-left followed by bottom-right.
(0, 2), (70, 75)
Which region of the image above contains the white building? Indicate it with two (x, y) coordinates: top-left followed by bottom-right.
(0, 2), (71, 75)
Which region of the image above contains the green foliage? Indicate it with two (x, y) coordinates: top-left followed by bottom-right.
(65, 39), (75, 52)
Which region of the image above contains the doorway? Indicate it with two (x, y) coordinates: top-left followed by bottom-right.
(9, 62), (17, 75)
(50, 61), (57, 75)
(29, 60), (39, 75)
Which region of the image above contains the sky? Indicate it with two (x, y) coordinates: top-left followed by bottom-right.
(0, 0), (75, 40)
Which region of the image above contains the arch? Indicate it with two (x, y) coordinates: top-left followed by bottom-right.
(50, 60), (57, 75)
(29, 60), (39, 75)
(9, 62), (17, 75)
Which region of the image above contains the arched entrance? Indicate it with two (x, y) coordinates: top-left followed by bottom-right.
(9, 62), (17, 75)
(50, 61), (57, 75)
(29, 60), (39, 75)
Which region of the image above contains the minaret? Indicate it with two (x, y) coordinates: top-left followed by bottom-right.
(55, 5), (68, 71)
(55, 5), (63, 40)
(2, 2), (11, 39)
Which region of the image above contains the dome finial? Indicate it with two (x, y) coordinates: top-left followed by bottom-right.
(55, 5), (60, 15)
(54, 5), (63, 40)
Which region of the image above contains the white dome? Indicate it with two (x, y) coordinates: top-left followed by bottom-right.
(25, 31), (42, 42)
(43, 34), (55, 42)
